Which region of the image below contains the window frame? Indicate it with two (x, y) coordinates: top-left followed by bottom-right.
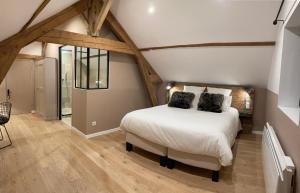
(74, 47), (110, 90)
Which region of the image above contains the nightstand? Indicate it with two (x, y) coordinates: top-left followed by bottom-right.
(239, 113), (253, 134)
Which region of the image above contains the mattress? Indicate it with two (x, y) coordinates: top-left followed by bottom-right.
(120, 105), (240, 166)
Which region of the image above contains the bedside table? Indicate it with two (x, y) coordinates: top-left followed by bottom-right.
(239, 113), (253, 134)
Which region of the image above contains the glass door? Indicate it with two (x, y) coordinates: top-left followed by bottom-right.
(59, 46), (73, 118)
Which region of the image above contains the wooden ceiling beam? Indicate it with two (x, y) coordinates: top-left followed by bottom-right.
(0, 0), (88, 84)
(94, 0), (112, 35)
(19, 0), (51, 32)
(17, 54), (45, 60)
(105, 12), (162, 106)
(88, 0), (112, 36)
(139, 41), (276, 51)
(41, 42), (48, 57)
(37, 29), (134, 55)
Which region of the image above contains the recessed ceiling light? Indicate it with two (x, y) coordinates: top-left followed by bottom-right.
(148, 5), (155, 14)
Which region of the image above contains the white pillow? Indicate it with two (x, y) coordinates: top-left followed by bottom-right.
(183, 86), (206, 109)
(207, 87), (232, 96)
(222, 95), (232, 111)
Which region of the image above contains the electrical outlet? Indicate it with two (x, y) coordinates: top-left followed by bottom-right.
(92, 121), (97, 126)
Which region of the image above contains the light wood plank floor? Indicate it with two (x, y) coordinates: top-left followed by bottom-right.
(0, 114), (265, 193)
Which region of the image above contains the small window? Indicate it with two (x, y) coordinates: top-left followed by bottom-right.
(75, 47), (109, 89)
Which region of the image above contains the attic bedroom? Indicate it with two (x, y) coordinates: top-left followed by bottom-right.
(0, 0), (300, 193)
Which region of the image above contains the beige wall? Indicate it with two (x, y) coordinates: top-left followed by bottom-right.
(32, 14), (150, 134)
(0, 59), (35, 115)
(253, 88), (267, 132)
(265, 90), (300, 193)
(72, 89), (87, 133)
(73, 53), (150, 135)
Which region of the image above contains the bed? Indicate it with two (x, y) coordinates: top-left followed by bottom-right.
(120, 83), (255, 182)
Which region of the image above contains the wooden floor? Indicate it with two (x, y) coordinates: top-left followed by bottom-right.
(0, 114), (265, 193)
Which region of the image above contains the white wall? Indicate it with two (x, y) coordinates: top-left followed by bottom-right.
(112, 0), (279, 87)
(20, 42), (42, 56)
(278, 28), (300, 107)
(268, 0), (300, 93)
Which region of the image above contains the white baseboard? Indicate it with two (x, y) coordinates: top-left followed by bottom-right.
(252, 130), (263, 135)
(70, 125), (120, 139)
(85, 128), (121, 139)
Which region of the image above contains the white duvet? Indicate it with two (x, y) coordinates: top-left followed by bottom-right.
(120, 105), (240, 166)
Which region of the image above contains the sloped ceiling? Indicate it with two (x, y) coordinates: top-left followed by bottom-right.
(0, 0), (78, 41)
(111, 0), (279, 48)
(29, 0), (79, 27)
(111, 0), (281, 87)
(0, 0), (43, 41)
(1, 0), (282, 88)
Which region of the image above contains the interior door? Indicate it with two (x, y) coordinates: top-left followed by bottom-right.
(35, 60), (46, 117)
(0, 59), (35, 115)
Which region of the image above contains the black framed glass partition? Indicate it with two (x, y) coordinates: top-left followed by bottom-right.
(75, 47), (109, 89)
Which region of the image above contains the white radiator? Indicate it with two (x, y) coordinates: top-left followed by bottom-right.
(262, 123), (295, 193)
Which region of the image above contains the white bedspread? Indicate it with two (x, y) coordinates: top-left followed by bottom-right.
(120, 105), (240, 166)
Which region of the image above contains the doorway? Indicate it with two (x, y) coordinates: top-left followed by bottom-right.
(59, 46), (73, 125)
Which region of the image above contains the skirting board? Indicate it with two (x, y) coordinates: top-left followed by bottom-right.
(62, 121), (121, 139)
(85, 128), (121, 139)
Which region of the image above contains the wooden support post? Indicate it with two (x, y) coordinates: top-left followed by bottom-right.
(88, 0), (112, 36)
(0, 0), (88, 84)
(41, 42), (47, 57)
(105, 12), (162, 106)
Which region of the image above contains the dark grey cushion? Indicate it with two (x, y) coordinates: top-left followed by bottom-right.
(168, 91), (195, 109)
(198, 92), (224, 113)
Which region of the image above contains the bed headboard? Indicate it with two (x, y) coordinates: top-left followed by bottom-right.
(169, 82), (255, 116)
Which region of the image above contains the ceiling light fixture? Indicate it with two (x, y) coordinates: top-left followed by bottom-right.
(148, 5), (155, 14)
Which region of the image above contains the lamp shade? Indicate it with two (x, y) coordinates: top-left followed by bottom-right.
(166, 81), (175, 90)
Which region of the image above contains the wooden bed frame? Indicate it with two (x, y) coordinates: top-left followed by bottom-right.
(125, 83), (255, 182)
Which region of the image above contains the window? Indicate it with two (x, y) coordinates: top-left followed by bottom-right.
(75, 47), (109, 89)
(278, 3), (300, 125)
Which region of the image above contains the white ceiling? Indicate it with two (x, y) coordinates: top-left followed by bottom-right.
(110, 0), (280, 87)
(0, 0), (43, 41)
(0, 0), (281, 45)
(1, 0), (282, 88)
(144, 46), (274, 87)
(29, 0), (78, 27)
(0, 0), (78, 41)
(111, 0), (280, 48)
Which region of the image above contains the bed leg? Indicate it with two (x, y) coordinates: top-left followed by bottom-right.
(167, 158), (175, 169)
(212, 171), (219, 182)
(126, 142), (133, 152)
(159, 156), (167, 167)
